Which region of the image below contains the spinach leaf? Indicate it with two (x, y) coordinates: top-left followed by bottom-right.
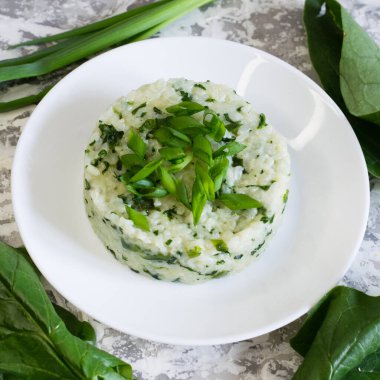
(0, 240), (133, 379)
(304, 0), (380, 177)
(291, 286), (380, 380)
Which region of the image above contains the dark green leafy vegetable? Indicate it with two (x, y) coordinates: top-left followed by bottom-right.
(125, 205), (150, 231)
(291, 286), (380, 380)
(127, 129), (147, 159)
(304, 0), (380, 176)
(218, 193), (262, 210)
(0, 240), (133, 379)
(99, 123), (124, 149)
(131, 102), (147, 115)
(53, 304), (96, 345)
(257, 113), (267, 129)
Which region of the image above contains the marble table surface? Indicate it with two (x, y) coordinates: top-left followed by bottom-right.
(1, 0), (380, 379)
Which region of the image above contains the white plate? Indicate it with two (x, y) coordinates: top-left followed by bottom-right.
(12, 37), (369, 345)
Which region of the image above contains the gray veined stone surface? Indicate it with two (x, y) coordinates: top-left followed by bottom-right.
(0, 0), (380, 379)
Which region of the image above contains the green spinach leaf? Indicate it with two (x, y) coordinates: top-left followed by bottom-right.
(0, 240), (132, 379)
(291, 286), (380, 380)
(304, 0), (380, 177)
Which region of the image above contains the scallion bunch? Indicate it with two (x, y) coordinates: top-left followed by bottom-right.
(0, 0), (214, 113)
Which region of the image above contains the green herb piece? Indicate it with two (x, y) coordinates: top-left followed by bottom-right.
(99, 122), (124, 149)
(194, 83), (206, 90)
(210, 156), (229, 192)
(179, 90), (192, 101)
(153, 106), (162, 114)
(127, 183), (168, 198)
(131, 102), (147, 115)
(206, 97), (215, 102)
(169, 116), (207, 136)
(195, 161), (215, 201)
(101, 161), (110, 173)
(188, 246), (202, 258)
(98, 149), (107, 158)
(257, 113), (267, 129)
(125, 205), (150, 231)
(159, 146), (185, 161)
(232, 156), (244, 167)
(304, 0), (380, 177)
(0, 241), (133, 379)
(211, 239), (229, 253)
(127, 129), (147, 159)
(290, 286), (380, 380)
(158, 166), (177, 194)
(192, 176), (207, 225)
(129, 158), (162, 182)
(223, 113), (242, 135)
(141, 118), (157, 131)
(213, 141), (246, 158)
(166, 101), (205, 116)
(203, 110), (226, 142)
(154, 127), (191, 148)
(193, 135), (213, 165)
(175, 179), (191, 209)
(84, 178), (91, 190)
(218, 193), (262, 210)
(283, 189), (289, 203)
(165, 239), (172, 246)
(120, 153), (145, 168)
(168, 152), (193, 173)
(163, 207), (177, 219)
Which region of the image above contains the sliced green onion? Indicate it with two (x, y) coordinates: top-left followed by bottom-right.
(211, 239), (229, 253)
(127, 129), (147, 159)
(192, 176), (207, 225)
(154, 127), (191, 148)
(125, 205), (150, 231)
(120, 153), (145, 168)
(193, 135), (213, 165)
(130, 158), (162, 182)
(195, 161), (215, 201)
(168, 116), (207, 136)
(0, 0), (214, 82)
(218, 193), (263, 210)
(0, 85), (52, 113)
(159, 147), (185, 161)
(210, 156), (229, 192)
(158, 167), (177, 194)
(203, 110), (226, 142)
(132, 179), (155, 189)
(9, 0), (173, 48)
(127, 185), (168, 198)
(168, 152), (193, 173)
(175, 180), (191, 209)
(131, 102), (147, 115)
(166, 101), (205, 116)
(187, 246), (202, 258)
(257, 113), (267, 129)
(213, 141), (246, 158)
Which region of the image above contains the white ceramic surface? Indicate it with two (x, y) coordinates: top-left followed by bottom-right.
(12, 37), (369, 345)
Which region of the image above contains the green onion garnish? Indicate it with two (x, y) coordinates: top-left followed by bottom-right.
(130, 158), (162, 182)
(192, 176), (207, 225)
(218, 193), (263, 210)
(127, 129), (147, 159)
(125, 206), (150, 231)
(193, 135), (213, 166)
(166, 101), (205, 116)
